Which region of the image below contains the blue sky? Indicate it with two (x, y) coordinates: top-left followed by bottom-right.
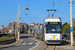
(0, 0), (75, 27)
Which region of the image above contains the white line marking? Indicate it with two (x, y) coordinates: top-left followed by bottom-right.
(22, 43), (27, 45)
(29, 40), (40, 50)
(28, 43), (33, 45)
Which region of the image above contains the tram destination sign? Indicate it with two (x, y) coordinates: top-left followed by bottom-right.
(49, 22), (59, 24)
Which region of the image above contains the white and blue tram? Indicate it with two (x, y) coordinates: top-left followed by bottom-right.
(44, 17), (62, 44)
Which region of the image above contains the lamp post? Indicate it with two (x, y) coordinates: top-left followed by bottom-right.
(53, 0), (74, 46)
(70, 0), (73, 46)
(16, 3), (29, 42)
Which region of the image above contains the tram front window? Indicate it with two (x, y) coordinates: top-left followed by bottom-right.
(46, 24), (62, 33)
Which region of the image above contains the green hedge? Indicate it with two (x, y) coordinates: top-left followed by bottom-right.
(0, 37), (15, 42)
(0, 35), (15, 42)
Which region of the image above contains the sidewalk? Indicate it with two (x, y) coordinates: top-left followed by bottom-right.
(0, 39), (24, 48)
(55, 44), (75, 50)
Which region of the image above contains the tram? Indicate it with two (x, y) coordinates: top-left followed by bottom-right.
(44, 17), (62, 44)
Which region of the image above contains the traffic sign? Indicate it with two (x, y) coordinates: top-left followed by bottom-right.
(18, 28), (20, 32)
(70, 27), (74, 32)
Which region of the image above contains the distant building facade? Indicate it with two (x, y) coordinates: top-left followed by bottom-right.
(20, 23), (28, 33)
(29, 22), (42, 34)
(2, 27), (9, 34)
(7, 22), (28, 34)
(29, 23), (35, 34)
(0, 25), (4, 33)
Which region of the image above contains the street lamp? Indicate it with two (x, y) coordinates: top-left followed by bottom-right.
(16, 3), (29, 42)
(19, 14), (27, 19)
(25, 8), (29, 10)
(20, 14), (27, 15)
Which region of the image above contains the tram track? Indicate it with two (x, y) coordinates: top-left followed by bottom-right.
(44, 45), (56, 50)
(54, 45), (56, 50)
(44, 45), (48, 50)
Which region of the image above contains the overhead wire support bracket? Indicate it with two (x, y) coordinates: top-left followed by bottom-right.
(53, 1), (75, 4)
(52, 0), (75, 46)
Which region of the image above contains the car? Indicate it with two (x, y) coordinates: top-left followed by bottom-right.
(62, 34), (67, 39)
(66, 34), (75, 40)
(62, 35), (65, 39)
(73, 35), (75, 41)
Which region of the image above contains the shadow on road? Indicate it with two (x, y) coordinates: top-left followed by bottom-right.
(20, 36), (34, 39)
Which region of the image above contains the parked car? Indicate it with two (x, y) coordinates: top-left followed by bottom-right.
(66, 34), (75, 40)
(73, 35), (75, 41)
(62, 34), (67, 39)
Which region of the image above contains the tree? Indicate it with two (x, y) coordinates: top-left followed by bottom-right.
(74, 26), (75, 31)
(63, 24), (70, 33)
(62, 22), (68, 27)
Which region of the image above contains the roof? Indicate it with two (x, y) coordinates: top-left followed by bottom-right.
(2, 27), (9, 32)
(30, 22), (35, 24)
(44, 17), (61, 22)
(20, 23), (28, 25)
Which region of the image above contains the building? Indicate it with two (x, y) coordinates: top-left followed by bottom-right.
(7, 22), (16, 34)
(20, 23), (28, 33)
(7, 22), (28, 34)
(0, 25), (4, 33)
(29, 22), (42, 34)
(2, 27), (9, 34)
(29, 23), (35, 34)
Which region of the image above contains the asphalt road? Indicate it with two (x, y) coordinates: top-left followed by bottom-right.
(2, 35), (38, 50)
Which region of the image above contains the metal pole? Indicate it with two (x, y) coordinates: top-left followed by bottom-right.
(16, 13), (18, 43)
(12, 23), (13, 37)
(70, 0), (73, 46)
(18, 3), (20, 40)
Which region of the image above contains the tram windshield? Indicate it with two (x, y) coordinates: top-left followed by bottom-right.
(46, 22), (62, 33)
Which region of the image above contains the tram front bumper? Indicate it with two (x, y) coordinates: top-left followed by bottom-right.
(44, 40), (62, 44)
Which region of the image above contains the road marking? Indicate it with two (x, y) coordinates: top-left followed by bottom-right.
(35, 43), (38, 45)
(28, 43), (33, 45)
(21, 43), (27, 45)
(29, 40), (40, 50)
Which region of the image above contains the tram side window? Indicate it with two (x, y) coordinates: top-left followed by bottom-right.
(46, 25), (48, 33)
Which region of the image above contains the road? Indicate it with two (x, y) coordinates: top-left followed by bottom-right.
(1, 34), (75, 50)
(1, 34), (39, 50)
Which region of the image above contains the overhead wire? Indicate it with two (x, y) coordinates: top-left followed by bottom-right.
(26, 0), (33, 22)
(51, 0), (57, 17)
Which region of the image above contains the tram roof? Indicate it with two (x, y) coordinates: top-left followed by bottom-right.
(45, 17), (61, 19)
